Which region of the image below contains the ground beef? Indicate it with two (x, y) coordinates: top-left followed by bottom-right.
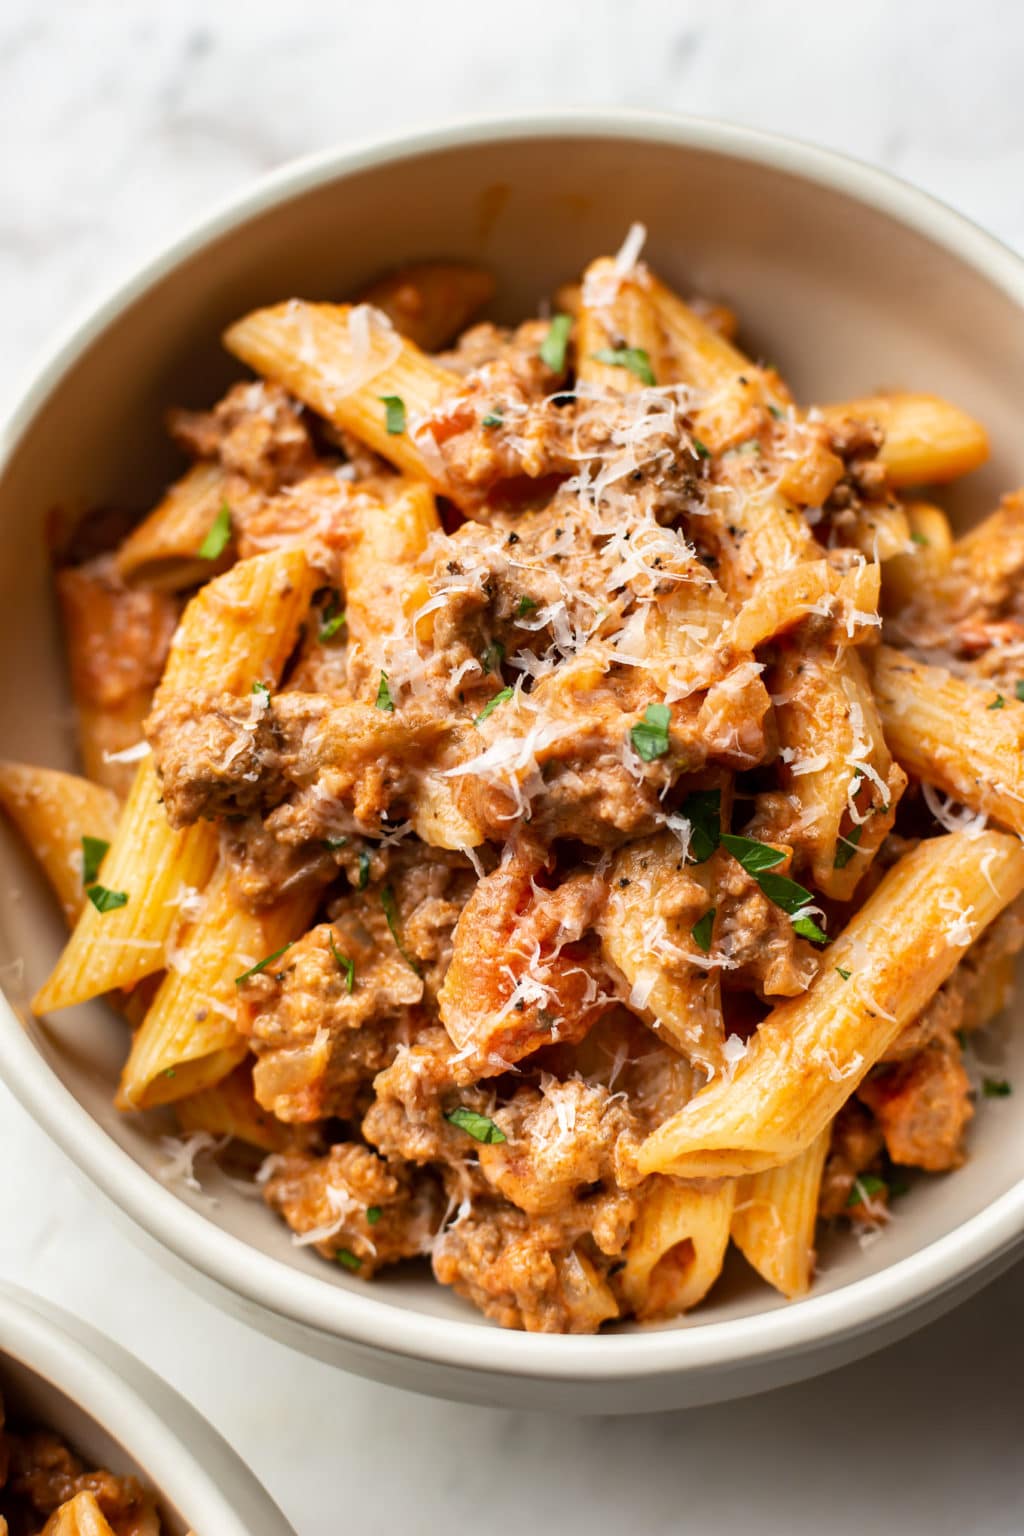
(858, 1037), (973, 1172)
(167, 379), (317, 491)
(819, 1099), (887, 1220)
(262, 1142), (440, 1274)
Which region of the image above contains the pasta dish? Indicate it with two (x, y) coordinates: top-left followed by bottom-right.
(0, 1381), (162, 1533)
(3, 225), (1022, 1332)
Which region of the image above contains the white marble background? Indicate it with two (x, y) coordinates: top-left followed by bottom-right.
(3, 2), (1024, 1531)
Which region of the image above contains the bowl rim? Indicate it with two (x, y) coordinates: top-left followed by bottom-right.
(3, 107), (1024, 1382)
(0, 1281), (293, 1533)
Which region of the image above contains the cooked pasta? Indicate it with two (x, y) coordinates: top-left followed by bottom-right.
(8, 231), (1023, 1333)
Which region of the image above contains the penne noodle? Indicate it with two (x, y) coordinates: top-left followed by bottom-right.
(872, 644), (1024, 833)
(357, 261), (495, 351)
(575, 257), (666, 392)
(618, 1175), (736, 1320)
(155, 546), (316, 698)
(39, 1490), (119, 1536)
(175, 1061), (289, 1150)
(819, 392), (989, 486)
(637, 831), (1024, 1180)
(223, 301), (458, 485)
(117, 865), (316, 1110)
(114, 459), (235, 591)
(0, 762), (119, 925)
(32, 756), (218, 1012)
(881, 500), (954, 612)
(731, 1127), (830, 1298)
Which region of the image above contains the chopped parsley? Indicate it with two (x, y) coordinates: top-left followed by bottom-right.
(197, 502), (232, 560)
(910, 530), (930, 546)
(234, 942), (293, 986)
(756, 869), (817, 914)
(987, 694), (1005, 710)
(590, 346), (656, 386)
(375, 672), (394, 712)
(381, 885), (420, 975)
(982, 1077), (1012, 1097)
(679, 788), (721, 863)
(539, 312), (573, 372)
(336, 1249), (362, 1271)
(846, 1173), (888, 1207)
(474, 686), (513, 726)
(834, 826), (863, 870)
(690, 436), (710, 460)
(691, 908), (716, 954)
(515, 595), (538, 618)
(319, 596), (346, 642)
(792, 914), (829, 944)
(251, 680), (271, 704)
(366, 1206), (382, 1225)
(356, 849), (371, 890)
(720, 834), (786, 876)
(323, 835), (349, 851)
(85, 884), (128, 914)
(481, 409), (503, 428)
(767, 403), (785, 420)
(445, 1105), (507, 1145)
(1016, 681), (1024, 703)
(835, 966), (852, 980)
(482, 639), (504, 674)
(329, 932), (355, 993)
(380, 394), (406, 434)
(81, 835), (109, 886)
(629, 702), (671, 762)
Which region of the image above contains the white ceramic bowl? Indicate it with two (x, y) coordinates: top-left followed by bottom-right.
(0, 1282), (293, 1533)
(2, 113), (1023, 1413)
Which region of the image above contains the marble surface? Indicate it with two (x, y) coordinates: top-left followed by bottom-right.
(2, 2), (1023, 1531)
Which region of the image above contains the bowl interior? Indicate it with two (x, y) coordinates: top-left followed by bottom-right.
(2, 123), (1024, 1340)
(1, 1351), (186, 1535)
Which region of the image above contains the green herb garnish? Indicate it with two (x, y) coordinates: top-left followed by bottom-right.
(198, 502), (232, 560)
(380, 395), (406, 434)
(720, 834), (786, 875)
(910, 531), (930, 546)
(835, 966), (852, 980)
(445, 1106), (507, 1145)
(629, 702), (671, 762)
(234, 942), (293, 986)
(1016, 681), (1024, 703)
(590, 346), (656, 386)
(356, 850), (371, 890)
(690, 437), (710, 460)
(691, 908), (716, 953)
(366, 1206), (382, 1225)
(481, 410), (503, 428)
(539, 313), (573, 372)
(679, 788), (721, 863)
(834, 826), (863, 870)
(515, 595), (538, 618)
(767, 404), (785, 421)
(81, 835), (110, 886)
(474, 686), (513, 726)
(329, 933), (355, 993)
(846, 1174), (888, 1207)
(251, 680), (271, 704)
(482, 640), (504, 674)
(982, 1077), (1012, 1097)
(987, 695), (1005, 710)
(323, 835), (349, 851)
(375, 672), (394, 712)
(792, 914), (829, 944)
(336, 1249), (362, 1271)
(381, 884), (420, 975)
(85, 884), (128, 914)
(319, 597), (346, 642)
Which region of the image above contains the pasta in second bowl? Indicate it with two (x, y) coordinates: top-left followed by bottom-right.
(1, 115), (1024, 1409)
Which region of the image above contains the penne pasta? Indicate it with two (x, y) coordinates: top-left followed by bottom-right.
(0, 762), (119, 925)
(637, 831), (1024, 1180)
(175, 1060), (290, 1150)
(574, 257), (666, 392)
(820, 392), (989, 486)
(872, 644), (1024, 833)
(39, 1491), (119, 1536)
(731, 1128), (830, 1298)
(223, 301), (458, 485)
(618, 1175), (736, 1320)
(114, 459), (235, 591)
(117, 865), (316, 1110)
(32, 756), (218, 1012)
